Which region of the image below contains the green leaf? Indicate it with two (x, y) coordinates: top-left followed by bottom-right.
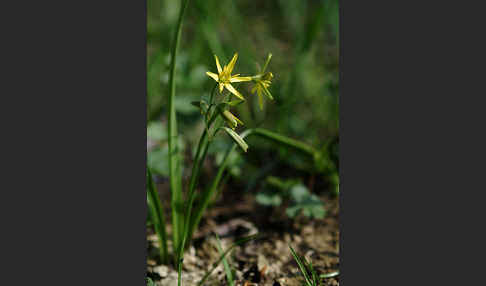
(289, 245), (313, 286)
(191, 99), (209, 114)
(147, 167), (168, 264)
(287, 184), (326, 219)
(256, 192), (282, 206)
(290, 184), (310, 202)
(215, 234), (234, 286)
(198, 234), (259, 286)
(286, 205), (301, 218)
(222, 127), (248, 152)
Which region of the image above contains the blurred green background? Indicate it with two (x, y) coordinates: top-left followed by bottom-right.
(147, 0), (339, 194)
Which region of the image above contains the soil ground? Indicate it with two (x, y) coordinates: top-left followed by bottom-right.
(147, 178), (339, 286)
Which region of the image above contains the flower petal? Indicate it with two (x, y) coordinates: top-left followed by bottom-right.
(226, 53), (238, 74)
(224, 83), (245, 100)
(219, 82), (224, 93)
(214, 55), (222, 74)
(230, 76), (252, 83)
(262, 84), (274, 100)
(206, 71), (219, 82)
(262, 53), (272, 72)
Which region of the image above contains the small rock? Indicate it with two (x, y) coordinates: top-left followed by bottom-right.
(153, 265), (169, 278)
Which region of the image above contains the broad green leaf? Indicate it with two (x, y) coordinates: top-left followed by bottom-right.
(256, 192), (282, 206)
(290, 184), (310, 202)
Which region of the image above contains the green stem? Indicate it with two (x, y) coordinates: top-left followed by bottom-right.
(188, 128), (316, 242)
(252, 128), (316, 156)
(176, 86), (219, 265)
(167, 0), (190, 265)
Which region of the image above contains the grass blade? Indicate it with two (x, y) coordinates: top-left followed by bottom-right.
(178, 257), (183, 286)
(215, 234), (234, 286)
(167, 0), (191, 263)
(320, 271), (339, 279)
(308, 259), (318, 286)
(146, 167), (168, 264)
(289, 244), (313, 286)
(198, 234), (259, 286)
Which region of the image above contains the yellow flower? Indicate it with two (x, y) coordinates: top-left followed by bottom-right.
(206, 53), (252, 100)
(251, 54), (274, 110)
(251, 73), (274, 109)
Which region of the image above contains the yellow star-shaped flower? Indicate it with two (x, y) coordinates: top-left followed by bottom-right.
(251, 53), (274, 110)
(206, 53), (251, 100)
(251, 72), (274, 110)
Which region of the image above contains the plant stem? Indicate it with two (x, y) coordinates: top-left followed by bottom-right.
(167, 0), (190, 265)
(252, 128), (316, 156)
(176, 86), (219, 265)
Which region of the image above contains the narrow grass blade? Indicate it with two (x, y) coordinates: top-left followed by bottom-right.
(198, 234), (259, 286)
(307, 259), (318, 286)
(289, 244), (313, 286)
(147, 167), (168, 264)
(320, 271), (339, 279)
(178, 257), (183, 286)
(215, 234), (234, 286)
(167, 0), (191, 263)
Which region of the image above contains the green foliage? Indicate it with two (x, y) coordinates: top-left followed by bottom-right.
(289, 244), (318, 286)
(255, 192), (282, 206)
(257, 176), (326, 219)
(215, 234), (235, 286)
(198, 234), (258, 286)
(147, 167), (169, 264)
(286, 184), (326, 219)
(289, 244), (339, 286)
(147, 277), (155, 286)
(146, 4), (339, 286)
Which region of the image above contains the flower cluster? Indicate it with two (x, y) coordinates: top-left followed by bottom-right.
(202, 52), (274, 152)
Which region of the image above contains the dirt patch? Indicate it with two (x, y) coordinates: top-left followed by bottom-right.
(148, 187), (339, 286)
